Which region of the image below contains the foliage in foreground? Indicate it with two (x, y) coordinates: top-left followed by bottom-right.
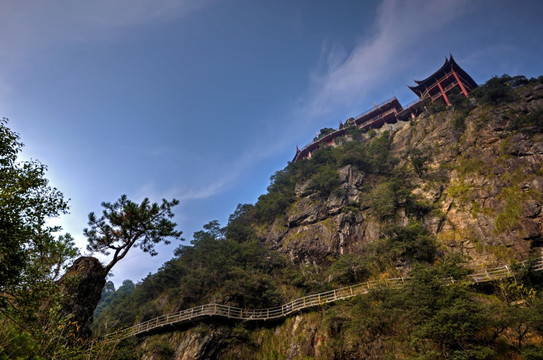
(4, 75), (543, 358)
(0, 118), (85, 359)
(92, 214), (289, 336)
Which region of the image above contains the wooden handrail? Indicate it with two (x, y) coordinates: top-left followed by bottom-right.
(104, 257), (543, 341)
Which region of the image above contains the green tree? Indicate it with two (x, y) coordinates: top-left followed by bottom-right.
(314, 127), (335, 141)
(225, 203), (256, 243)
(383, 221), (438, 265)
(0, 118), (83, 358)
(367, 131), (398, 175)
(0, 118), (76, 308)
(93, 280), (136, 319)
(85, 195), (183, 273)
(472, 74), (527, 105)
(409, 147), (432, 178)
(307, 166), (341, 196)
(326, 253), (369, 284)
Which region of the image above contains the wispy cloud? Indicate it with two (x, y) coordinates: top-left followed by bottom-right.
(177, 174), (237, 201)
(299, 0), (471, 120)
(161, 0), (475, 201)
(240, 0), (474, 172)
(144, 147), (273, 202)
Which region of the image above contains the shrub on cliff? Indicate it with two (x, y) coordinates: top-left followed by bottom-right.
(472, 74), (528, 105)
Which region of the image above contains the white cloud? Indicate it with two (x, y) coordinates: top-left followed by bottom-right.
(167, 151), (267, 201)
(165, 0), (477, 202)
(3, 0), (476, 211)
(300, 0), (471, 120)
(177, 178), (233, 201)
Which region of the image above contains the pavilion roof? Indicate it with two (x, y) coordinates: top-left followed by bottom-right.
(408, 55), (478, 96)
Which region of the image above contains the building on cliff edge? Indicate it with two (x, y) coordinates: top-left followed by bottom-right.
(293, 55), (477, 162)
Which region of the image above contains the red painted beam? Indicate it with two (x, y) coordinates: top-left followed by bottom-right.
(451, 69), (469, 97)
(436, 80), (450, 105)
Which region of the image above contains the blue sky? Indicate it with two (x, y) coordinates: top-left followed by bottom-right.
(1, 0), (542, 287)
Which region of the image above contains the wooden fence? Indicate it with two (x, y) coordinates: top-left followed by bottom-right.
(104, 257), (543, 340)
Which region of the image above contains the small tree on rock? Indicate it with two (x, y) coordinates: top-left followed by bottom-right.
(59, 195), (182, 338)
(409, 147), (432, 178)
(84, 195), (183, 274)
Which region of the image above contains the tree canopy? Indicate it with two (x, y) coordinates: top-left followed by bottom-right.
(84, 195), (183, 273)
(0, 118), (77, 308)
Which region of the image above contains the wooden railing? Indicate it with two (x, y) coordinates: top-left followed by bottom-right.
(294, 97), (400, 160)
(104, 257), (543, 341)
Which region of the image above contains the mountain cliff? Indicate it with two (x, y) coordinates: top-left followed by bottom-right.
(93, 76), (543, 360)
(260, 78), (543, 270)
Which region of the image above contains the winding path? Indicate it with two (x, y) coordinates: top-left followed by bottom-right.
(105, 258), (543, 340)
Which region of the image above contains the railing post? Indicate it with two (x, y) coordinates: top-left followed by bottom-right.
(108, 258), (543, 341)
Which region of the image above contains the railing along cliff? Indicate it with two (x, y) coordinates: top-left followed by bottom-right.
(293, 98), (403, 161)
(104, 257), (543, 341)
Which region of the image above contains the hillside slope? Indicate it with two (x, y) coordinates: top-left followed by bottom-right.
(93, 76), (543, 360)
(260, 78), (543, 270)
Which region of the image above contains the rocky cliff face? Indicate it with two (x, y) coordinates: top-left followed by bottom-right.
(113, 80), (543, 360)
(140, 326), (228, 360)
(58, 256), (107, 338)
(259, 82), (543, 270)
(261, 164), (376, 264)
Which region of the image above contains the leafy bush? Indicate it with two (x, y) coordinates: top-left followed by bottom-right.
(313, 127), (336, 141)
(366, 176), (429, 220)
(382, 221), (439, 265)
(494, 185), (524, 233)
(306, 166), (341, 196)
(326, 253), (369, 285)
(366, 131), (398, 175)
(508, 107), (543, 132)
(145, 338), (174, 359)
(409, 147), (432, 178)
(345, 124), (364, 141)
(338, 141), (371, 172)
(522, 346), (543, 360)
(367, 181), (397, 219)
(472, 74), (527, 105)
(93, 221), (288, 334)
(422, 97), (447, 114)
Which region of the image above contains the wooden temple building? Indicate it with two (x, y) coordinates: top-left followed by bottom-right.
(408, 55), (478, 105)
(293, 55), (477, 161)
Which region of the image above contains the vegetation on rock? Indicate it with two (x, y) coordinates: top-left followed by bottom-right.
(2, 75), (543, 359)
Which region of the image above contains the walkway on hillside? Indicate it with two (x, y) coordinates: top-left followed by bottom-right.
(105, 258), (543, 341)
